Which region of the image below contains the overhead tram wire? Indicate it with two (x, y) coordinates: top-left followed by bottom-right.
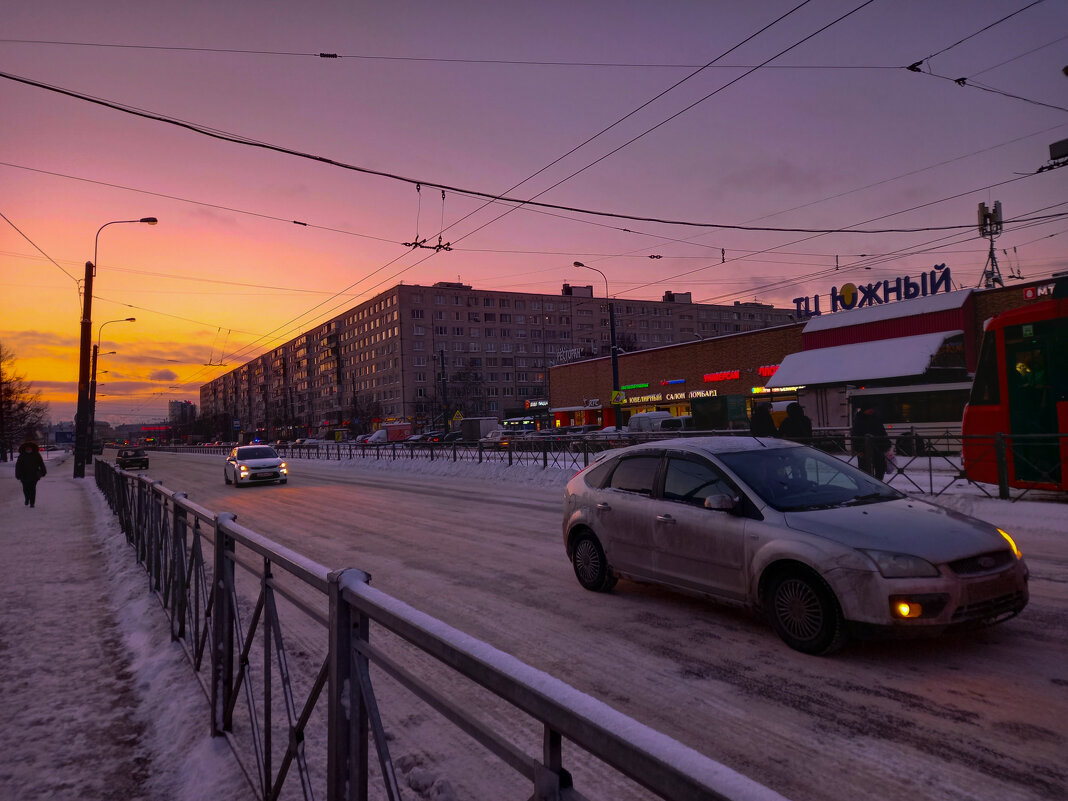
(623, 166), (1054, 298)
(697, 200), (1068, 306)
(414, 0), (818, 249)
(436, 0), (879, 252)
(913, 0), (1049, 65)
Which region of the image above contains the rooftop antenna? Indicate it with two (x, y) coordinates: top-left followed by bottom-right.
(977, 201), (1005, 288)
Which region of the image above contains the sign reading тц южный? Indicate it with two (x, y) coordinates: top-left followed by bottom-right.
(792, 264), (952, 319)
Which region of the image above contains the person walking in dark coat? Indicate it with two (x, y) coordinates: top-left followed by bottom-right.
(777, 401), (813, 443)
(15, 441), (47, 508)
(749, 402), (777, 437)
(851, 400), (890, 480)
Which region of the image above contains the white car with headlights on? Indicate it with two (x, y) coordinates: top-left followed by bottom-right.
(562, 437), (1028, 654)
(225, 445), (288, 487)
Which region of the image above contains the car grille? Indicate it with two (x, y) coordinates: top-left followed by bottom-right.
(948, 550), (1013, 575)
(951, 590), (1026, 623)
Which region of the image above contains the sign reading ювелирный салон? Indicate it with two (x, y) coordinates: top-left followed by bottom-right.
(792, 264), (952, 319)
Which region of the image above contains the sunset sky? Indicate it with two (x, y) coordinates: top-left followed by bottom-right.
(2, 0), (1066, 424)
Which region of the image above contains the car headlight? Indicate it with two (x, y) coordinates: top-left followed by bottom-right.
(997, 528), (1022, 559)
(862, 549), (940, 578)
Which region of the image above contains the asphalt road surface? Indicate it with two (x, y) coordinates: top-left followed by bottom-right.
(141, 451), (1067, 801)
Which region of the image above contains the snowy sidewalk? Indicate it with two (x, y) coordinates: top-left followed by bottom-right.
(0, 455), (249, 801)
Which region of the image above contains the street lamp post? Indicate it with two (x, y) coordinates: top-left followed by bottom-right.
(574, 262), (620, 427)
(73, 217), (157, 477)
(87, 318), (135, 461)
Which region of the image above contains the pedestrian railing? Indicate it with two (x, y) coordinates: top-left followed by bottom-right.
(165, 428), (1065, 501)
(94, 460), (789, 801)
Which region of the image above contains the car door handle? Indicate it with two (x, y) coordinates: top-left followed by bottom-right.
(656, 514), (676, 524)
(596, 502), (611, 511)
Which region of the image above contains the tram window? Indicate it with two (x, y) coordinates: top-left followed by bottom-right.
(969, 334), (1000, 406)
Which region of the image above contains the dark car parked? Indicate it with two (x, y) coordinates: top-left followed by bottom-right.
(116, 448), (149, 470)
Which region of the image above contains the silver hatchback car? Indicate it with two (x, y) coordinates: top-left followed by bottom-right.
(562, 437), (1028, 654)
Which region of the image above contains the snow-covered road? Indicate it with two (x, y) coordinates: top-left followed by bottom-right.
(147, 450), (1067, 801)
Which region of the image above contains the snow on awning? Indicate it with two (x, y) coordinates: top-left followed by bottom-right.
(765, 330), (964, 388)
(801, 289), (972, 333)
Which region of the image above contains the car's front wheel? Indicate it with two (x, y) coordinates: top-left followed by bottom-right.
(766, 569), (845, 655)
(571, 532), (617, 592)
(224, 470), (232, 485)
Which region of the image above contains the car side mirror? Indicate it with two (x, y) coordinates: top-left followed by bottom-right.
(704, 494), (737, 512)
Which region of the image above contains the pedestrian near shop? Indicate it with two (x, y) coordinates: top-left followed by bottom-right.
(15, 441), (47, 508)
(851, 400), (891, 480)
(749, 402), (777, 437)
(777, 402), (813, 443)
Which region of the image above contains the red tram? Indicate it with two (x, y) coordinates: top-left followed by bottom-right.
(962, 277), (1068, 491)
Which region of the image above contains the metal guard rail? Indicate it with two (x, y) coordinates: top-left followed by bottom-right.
(167, 429), (1067, 501)
(94, 460), (789, 801)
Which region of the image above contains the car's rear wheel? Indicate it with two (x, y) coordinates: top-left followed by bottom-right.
(766, 569), (845, 655)
(571, 532), (617, 592)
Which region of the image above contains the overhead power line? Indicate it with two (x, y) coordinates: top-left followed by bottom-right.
(0, 38), (902, 69)
(0, 208), (79, 286)
(3, 66), (1026, 235)
(914, 0), (1048, 64)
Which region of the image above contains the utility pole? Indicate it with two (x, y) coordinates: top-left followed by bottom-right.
(72, 260), (95, 478)
(439, 349), (448, 428)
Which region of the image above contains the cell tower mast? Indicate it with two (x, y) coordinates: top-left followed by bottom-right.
(977, 201), (1004, 288)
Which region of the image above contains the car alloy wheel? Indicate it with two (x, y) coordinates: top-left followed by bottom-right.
(767, 571), (845, 655)
(571, 533), (616, 592)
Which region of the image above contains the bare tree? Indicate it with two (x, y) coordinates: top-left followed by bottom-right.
(0, 342), (49, 461)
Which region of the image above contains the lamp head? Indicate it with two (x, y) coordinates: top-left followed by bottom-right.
(125, 317), (136, 322)
(139, 217), (158, 225)
(573, 261), (586, 268)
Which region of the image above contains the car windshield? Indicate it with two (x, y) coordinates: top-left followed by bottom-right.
(717, 445), (903, 512)
(236, 446), (278, 460)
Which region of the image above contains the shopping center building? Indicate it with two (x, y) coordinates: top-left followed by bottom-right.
(548, 266), (1049, 435)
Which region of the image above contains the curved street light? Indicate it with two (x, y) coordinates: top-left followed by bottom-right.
(74, 217), (157, 478)
(575, 261), (620, 427)
(87, 318), (136, 460)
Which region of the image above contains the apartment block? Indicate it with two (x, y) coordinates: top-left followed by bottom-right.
(199, 281), (795, 439)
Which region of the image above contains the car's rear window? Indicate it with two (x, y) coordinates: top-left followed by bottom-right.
(608, 455), (660, 495)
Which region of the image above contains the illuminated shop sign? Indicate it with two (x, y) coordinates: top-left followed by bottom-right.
(660, 379), (685, 386)
(704, 370), (740, 382)
(525, 399), (549, 408)
(792, 264), (952, 319)
(620, 389), (718, 404)
(752, 385), (803, 394)
(621, 383), (649, 390)
(758, 365), (779, 377)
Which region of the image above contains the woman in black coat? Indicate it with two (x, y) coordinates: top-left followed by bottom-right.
(15, 441), (47, 508)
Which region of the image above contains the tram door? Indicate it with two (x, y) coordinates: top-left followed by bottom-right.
(1004, 320), (1064, 484)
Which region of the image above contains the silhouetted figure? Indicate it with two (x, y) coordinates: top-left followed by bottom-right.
(15, 441), (47, 508)
(851, 400), (890, 480)
(777, 402), (813, 443)
(749, 403), (776, 438)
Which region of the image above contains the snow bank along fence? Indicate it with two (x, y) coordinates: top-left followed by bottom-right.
(94, 460), (789, 801)
(173, 428), (1065, 501)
